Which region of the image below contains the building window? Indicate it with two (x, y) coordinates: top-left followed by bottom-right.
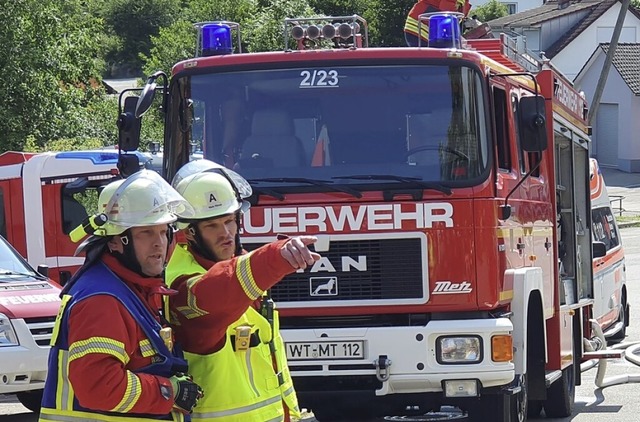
(502, 3), (517, 14)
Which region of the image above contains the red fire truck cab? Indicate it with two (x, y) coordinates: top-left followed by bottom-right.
(126, 15), (611, 421)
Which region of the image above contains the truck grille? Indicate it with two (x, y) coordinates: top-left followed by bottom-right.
(243, 235), (426, 305)
(24, 316), (56, 347)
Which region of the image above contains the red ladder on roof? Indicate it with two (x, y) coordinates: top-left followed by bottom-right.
(465, 35), (528, 72)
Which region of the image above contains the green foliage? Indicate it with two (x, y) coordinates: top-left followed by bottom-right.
(0, 0), (110, 153)
(142, 0), (257, 77)
(471, 0), (508, 22)
(100, 0), (181, 76)
(244, 0), (317, 52)
(362, 0), (415, 46)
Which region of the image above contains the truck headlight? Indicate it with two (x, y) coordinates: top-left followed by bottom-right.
(437, 336), (482, 364)
(0, 313), (19, 347)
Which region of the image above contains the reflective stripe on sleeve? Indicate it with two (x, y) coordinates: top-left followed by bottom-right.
(236, 253), (262, 301)
(68, 337), (129, 364)
(176, 275), (209, 320)
(404, 17), (429, 39)
(110, 371), (142, 413)
(139, 339), (155, 358)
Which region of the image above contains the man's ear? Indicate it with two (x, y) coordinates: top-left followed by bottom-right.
(107, 236), (124, 253)
(184, 225), (196, 243)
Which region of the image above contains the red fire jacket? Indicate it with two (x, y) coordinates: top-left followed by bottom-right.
(66, 253), (176, 414)
(168, 239), (292, 354)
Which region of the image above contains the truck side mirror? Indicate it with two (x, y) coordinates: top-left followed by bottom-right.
(592, 241), (607, 259)
(118, 153), (140, 178)
(518, 95), (548, 152)
(117, 96), (141, 152)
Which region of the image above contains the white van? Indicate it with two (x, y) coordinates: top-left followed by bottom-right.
(590, 158), (628, 341)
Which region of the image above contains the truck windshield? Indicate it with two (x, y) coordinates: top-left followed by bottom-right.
(0, 236), (38, 281)
(169, 63), (489, 189)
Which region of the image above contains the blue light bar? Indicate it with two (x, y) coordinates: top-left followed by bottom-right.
(429, 14), (461, 49)
(55, 151), (119, 164)
(201, 23), (233, 56)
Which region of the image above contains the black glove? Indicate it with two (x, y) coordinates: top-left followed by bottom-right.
(169, 373), (204, 414)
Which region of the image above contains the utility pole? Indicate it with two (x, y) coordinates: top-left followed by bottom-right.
(587, 0), (631, 125)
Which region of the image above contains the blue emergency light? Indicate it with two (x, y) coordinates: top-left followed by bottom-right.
(429, 14), (461, 49)
(201, 23), (232, 56)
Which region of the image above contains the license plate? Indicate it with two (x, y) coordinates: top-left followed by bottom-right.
(286, 341), (365, 360)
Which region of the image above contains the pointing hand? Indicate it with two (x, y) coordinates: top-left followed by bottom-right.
(280, 236), (321, 270)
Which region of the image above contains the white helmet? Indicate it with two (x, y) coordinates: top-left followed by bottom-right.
(95, 170), (195, 236)
(171, 159), (253, 199)
(174, 171), (248, 229)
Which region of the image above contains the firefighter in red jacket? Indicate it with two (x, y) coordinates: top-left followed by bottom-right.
(404, 0), (472, 46)
(165, 161), (320, 421)
(40, 170), (203, 422)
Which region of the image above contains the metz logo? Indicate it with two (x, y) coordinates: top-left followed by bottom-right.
(432, 281), (473, 295)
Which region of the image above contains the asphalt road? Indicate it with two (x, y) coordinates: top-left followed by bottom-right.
(3, 225), (640, 422)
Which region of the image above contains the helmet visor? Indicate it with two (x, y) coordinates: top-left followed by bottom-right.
(104, 170), (195, 227)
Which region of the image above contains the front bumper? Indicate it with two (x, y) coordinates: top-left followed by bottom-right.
(0, 318), (50, 394)
(283, 318), (514, 396)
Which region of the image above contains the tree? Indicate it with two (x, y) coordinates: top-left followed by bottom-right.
(100, 0), (181, 77)
(363, 0), (416, 46)
(471, 0), (508, 22)
(0, 0), (113, 153)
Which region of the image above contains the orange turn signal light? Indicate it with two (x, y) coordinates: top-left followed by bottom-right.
(491, 335), (513, 362)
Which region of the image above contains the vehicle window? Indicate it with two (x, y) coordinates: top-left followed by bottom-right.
(61, 188), (99, 235)
(170, 63), (491, 188)
(0, 236), (35, 276)
(592, 206), (620, 251)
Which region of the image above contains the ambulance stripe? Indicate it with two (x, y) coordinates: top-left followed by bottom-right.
(236, 253), (262, 300)
(69, 337), (129, 364)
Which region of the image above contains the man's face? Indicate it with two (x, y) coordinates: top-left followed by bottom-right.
(189, 214), (238, 261)
(127, 225), (169, 276)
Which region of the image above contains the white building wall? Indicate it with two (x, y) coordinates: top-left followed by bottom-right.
(574, 50), (639, 170)
(552, 3), (640, 80)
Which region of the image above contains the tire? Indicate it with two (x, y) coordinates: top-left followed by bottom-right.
(16, 389), (43, 413)
(468, 387), (525, 422)
(543, 366), (575, 418)
(609, 298), (628, 343)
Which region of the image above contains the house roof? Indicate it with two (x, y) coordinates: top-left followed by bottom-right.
(488, 0), (606, 28)
(488, 0), (640, 59)
(602, 43), (640, 94)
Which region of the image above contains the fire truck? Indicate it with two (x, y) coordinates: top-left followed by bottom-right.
(0, 150), (123, 284)
(124, 14), (618, 421)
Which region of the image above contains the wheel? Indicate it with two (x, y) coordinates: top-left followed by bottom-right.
(543, 366), (575, 417)
(527, 400), (543, 418)
(468, 388), (525, 422)
(512, 374), (528, 422)
(16, 389), (43, 413)
(609, 297), (628, 343)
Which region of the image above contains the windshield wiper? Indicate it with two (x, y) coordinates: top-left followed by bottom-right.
(332, 175), (452, 195)
(248, 178), (362, 198)
(0, 269), (43, 279)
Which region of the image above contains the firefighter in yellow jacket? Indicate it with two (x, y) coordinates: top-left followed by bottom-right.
(165, 161), (320, 421)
